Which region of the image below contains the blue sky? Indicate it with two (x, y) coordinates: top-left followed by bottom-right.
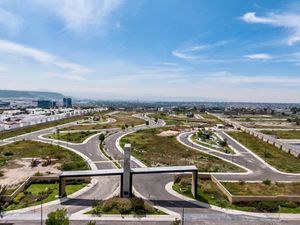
(0, 0), (300, 102)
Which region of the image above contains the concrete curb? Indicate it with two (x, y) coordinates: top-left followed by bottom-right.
(165, 182), (300, 220)
(177, 132), (251, 175)
(222, 131), (300, 176)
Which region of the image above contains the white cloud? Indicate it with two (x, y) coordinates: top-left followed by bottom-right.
(33, 0), (123, 33)
(0, 39), (90, 79)
(240, 11), (300, 45)
(0, 7), (22, 34)
(243, 53), (273, 60)
(172, 41), (230, 61)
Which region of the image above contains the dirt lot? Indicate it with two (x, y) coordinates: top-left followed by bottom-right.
(0, 158), (61, 188)
(157, 130), (179, 137)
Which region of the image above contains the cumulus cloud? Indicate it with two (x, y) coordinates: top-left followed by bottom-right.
(240, 11), (300, 45)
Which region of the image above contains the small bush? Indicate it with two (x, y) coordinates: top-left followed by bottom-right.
(102, 198), (115, 212)
(13, 192), (25, 204)
(279, 201), (298, 208)
(130, 197), (144, 211)
(254, 201), (279, 212)
(3, 151), (13, 156)
(116, 198), (132, 214)
(262, 179), (271, 185)
(239, 180), (245, 185)
(144, 202), (155, 214)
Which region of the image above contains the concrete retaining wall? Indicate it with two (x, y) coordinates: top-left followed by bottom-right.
(1, 175), (90, 202)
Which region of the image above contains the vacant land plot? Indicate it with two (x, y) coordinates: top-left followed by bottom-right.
(0, 140), (89, 171)
(261, 130), (300, 139)
(64, 112), (144, 131)
(4, 182), (86, 211)
(120, 128), (244, 172)
(0, 115), (89, 140)
(173, 176), (300, 213)
(150, 112), (219, 126)
(227, 131), (300, 173)
(222, 182), (300, 196)
(47, 131), (97, 143)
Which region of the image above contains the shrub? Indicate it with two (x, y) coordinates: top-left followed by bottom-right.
(101, 198), (116, 212)
(116, 198), (132, 214)
(144, 202), (156, 214)
(254, 201), (279, 212)
(0, 171), (3, 177)
(239, 180), (245, 185)
(46, 208), (69, 225)
(130, 197), (144, 211)
(279, 201), (298, 208)
(262, 179), (271, 185)
(3, 151), (13, 156)
(13, 192), (25, 204)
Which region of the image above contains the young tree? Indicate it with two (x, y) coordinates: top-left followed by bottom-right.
(98, 133), (105, 144)
(46, 208), (69, 225)
(145, 121), (149, 126)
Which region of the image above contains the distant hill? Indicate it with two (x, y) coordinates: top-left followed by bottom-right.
(0, 90), (64, 100)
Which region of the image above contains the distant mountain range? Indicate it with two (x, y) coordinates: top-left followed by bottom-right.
(0, 90), (64, 100)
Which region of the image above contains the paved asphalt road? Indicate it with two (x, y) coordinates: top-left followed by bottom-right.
(1, 113), (300, 224)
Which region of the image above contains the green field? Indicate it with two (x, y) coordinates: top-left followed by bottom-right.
(0, 140), (89, 170)
(261, 130), (300, 139)
(120, 128), (244, 173)
(0, 115), (89, 140)
(227, 131), (300, 173)
(47, 131), (98, 143)
(4, 182), (86, 211)
(173, 176), (300, 213)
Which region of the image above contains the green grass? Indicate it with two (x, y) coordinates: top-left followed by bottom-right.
(173, 176), (300, 213)
(226, 131), (300, 173)
(261, 130), (300, 139)
(47, 131), (97, 143)
(120, 128), (244, 173)
(0, 115), (89, 140)
(4, 182), (86, 211)
(0, 140), (89, 170)
(222, 182), (300, 196)
(90, 196), (165, 215)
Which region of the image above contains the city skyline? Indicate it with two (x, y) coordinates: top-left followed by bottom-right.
(0, 0), (300, 102)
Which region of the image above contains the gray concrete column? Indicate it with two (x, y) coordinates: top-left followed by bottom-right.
(191, 170), (198, 198)
(122, 143), (132, 197)
(59, 177), (66, 198)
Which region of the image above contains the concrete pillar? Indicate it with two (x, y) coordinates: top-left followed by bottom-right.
(191, 170), (198, 198)
(122, 144), (132, 197)
(59, 177), (66, 198)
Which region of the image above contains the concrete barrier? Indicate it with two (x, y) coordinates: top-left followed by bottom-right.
(0, 175), (90, 202)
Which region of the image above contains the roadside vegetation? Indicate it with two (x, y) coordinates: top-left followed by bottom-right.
(222, 182), (300, 196)
(0, 115), (89, 140)
(192, 129), (234, 154)
(90, 196), (164, 215)
(226, 131), (300, 173)
(261, 130), (300, 139)
(120, 128), (244, 173)
(47, 131), (97, 143)
(173, 175), (300, 213)
(63, 112), (144, 131)
(0, 140), (89, 170)
(4, 182), (86, 211)
(150, 112), (221, 126)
